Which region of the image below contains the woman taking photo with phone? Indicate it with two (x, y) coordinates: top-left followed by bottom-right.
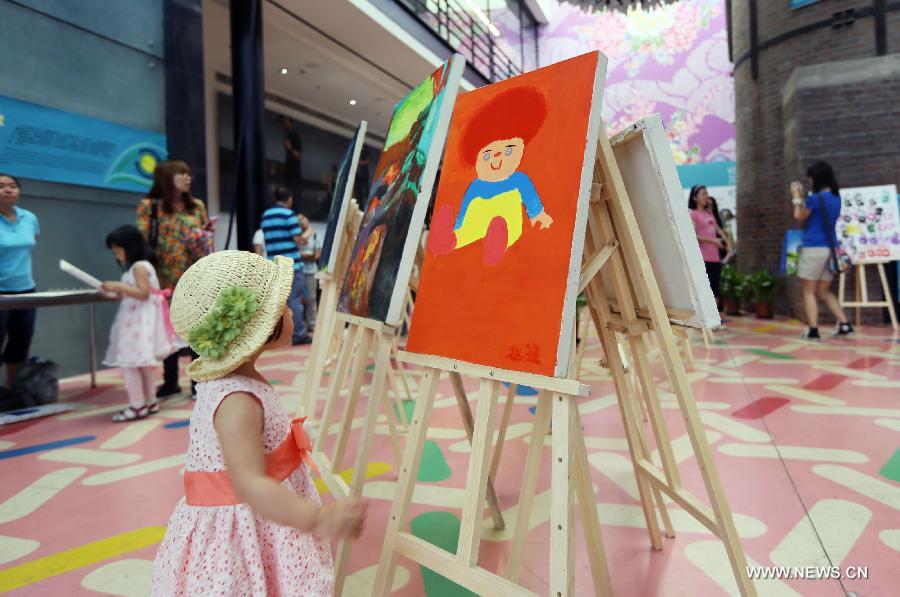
(137, 160), (214, 398)
(791, 160), (853, 341)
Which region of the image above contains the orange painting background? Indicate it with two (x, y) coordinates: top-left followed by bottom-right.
(406, 52), (600, 376)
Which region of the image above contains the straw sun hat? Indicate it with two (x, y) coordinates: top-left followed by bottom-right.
(170, 251), (295, 382)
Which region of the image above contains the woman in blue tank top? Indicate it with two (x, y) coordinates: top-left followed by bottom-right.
(0, 174), (39, 387)
(791, 161), (853, 341)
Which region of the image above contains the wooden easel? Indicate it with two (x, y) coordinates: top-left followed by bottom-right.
(299, 204), (416, 423)
(838, 263), (899, 330)
(299, 202), (363, 419)
(308, 252), (508, 596)
(311, 313), (510, 595)
(371, 122), (756, 596)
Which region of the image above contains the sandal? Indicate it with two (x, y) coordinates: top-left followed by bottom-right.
(112, 405), (149, 423)
(146, 401), (160, 415)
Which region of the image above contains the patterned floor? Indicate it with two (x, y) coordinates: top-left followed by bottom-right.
(1, 316), (899, 596)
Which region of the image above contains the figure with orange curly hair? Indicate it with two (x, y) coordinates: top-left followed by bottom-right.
(429, 86), (550, 265)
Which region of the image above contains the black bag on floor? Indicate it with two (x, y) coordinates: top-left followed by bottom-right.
(11, 357), (59, 407)
(0, 387), (26, 413)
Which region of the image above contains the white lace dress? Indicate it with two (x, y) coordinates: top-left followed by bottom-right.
(151, 375), (334, 596)
(103, 260), (175, 368)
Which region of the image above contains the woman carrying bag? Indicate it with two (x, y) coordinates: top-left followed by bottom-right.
(791, 160), (853, 341)
(137, 160), (215, 397)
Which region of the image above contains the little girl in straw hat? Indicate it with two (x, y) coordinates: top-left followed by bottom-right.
(151, 251), (367, 596)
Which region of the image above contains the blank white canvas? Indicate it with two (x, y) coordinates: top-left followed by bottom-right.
(609, 115), (720, 328)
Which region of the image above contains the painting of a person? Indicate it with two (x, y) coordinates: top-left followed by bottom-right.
(428, 87), (551, 265)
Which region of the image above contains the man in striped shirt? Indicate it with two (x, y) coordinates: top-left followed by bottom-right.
(261, 187), (312, 344)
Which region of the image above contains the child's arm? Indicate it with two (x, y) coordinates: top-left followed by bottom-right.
(102, 265), (151, 300)
(215, 392), (367, 537)
(517, 174), (553, 229)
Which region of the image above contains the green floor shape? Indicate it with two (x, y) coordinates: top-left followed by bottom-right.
(410, 511), (478, 597)
(389, 401), (450, 482)
(418, 440), (452, 482)
(879, 448), (900, 483)
(745, 349), (795, 360)
(393, 400), (415, 422)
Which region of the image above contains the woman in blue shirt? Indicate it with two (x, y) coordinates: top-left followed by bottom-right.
(791, 161), (852, 340)
(0, 174), (39, 387)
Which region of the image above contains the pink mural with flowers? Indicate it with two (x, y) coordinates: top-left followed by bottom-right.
(539, 0), (734, 165)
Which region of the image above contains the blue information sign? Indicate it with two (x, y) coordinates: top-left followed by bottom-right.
(0, 95), (167, 192)
(790, 0), (821, 9)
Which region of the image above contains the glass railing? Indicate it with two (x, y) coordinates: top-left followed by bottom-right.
(396, 0), (522, 81)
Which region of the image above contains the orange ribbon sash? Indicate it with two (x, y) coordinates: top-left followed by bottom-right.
(184, 417), (312, 507)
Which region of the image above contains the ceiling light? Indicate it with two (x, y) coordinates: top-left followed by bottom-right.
(280, 68), (288, 75)
(349, 99), (357, 106)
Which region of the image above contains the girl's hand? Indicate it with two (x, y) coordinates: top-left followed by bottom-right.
(315, 500), (368, 539)
(790, 181), (804, 199)
(101, 281), (121, 294)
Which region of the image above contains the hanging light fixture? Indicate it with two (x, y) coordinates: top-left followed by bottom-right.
(559, 0), (681, 13)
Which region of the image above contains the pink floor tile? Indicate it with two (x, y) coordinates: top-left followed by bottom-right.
(1, 316), (899, 595)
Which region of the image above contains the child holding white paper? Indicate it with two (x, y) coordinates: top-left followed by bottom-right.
(101, 226), (176, 421)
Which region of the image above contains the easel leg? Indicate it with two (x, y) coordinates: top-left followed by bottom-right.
(333, 330), (392, 596)
(682, 334), (696, 370)
(299, 281), (337, 418)
(449, 371), (505, 530)
(506, 390), (551, 582)
(456, 379), (501, 565)
(332, 328), (375, 469)
(575, 307), (589, 377)
(386, 360), (410, 433)
(877, 263), (899, 330)
(490, 383), (517, 483)
(313, 323), (359, 453)
(393, 338), (416, 404)
(381, 377), (403, 468)
(855, 265), (862, 327)
(550, 393), (575, 596)
(702, 327), (712, 351)
(571, 402), (613, 596)
(587, 295), (663, 550)
(371, 369), (441, 596)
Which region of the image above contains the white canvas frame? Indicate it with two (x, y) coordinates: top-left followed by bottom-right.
(609, 115), (721, 328)
(553, 52), (609, 377)
(836, 184), (900, 265)
(322, 121), (367, 274)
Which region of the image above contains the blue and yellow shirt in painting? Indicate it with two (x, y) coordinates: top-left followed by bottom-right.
(454, 172), (543, 248)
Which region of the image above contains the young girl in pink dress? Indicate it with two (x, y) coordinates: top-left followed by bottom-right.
(102, 225), (176, 422)
(151, 250), (366, 596)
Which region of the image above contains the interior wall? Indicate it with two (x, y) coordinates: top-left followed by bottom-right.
(0, 0), (166, 378)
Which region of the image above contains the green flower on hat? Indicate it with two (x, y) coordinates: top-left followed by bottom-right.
(188, 286), (259, 359)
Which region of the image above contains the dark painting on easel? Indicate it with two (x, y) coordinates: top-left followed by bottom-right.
(337, 57), (464, 325)
(319, 122), (367, 274)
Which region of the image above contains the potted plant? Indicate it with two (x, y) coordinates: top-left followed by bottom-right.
(748, 269), (777, 319)
(719, 265), (744, 316)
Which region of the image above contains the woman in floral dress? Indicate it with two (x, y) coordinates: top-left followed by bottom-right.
(137, 160), (214, 398)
